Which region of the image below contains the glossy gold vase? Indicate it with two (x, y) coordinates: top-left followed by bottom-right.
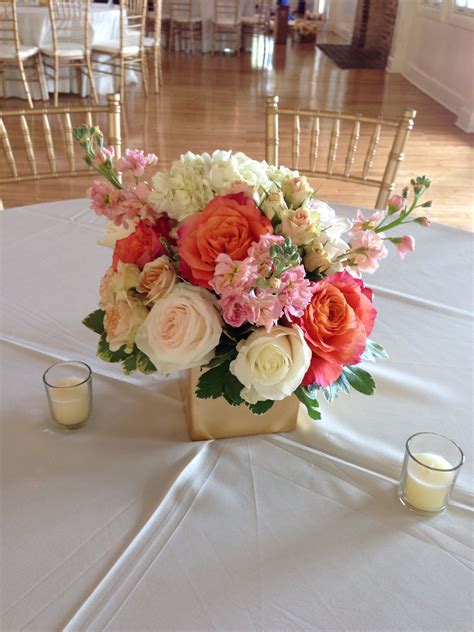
(184, 368), (301, 441)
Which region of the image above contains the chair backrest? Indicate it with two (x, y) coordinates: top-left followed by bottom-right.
(47, 0), (91, 53)
(119, 0), (147, 49)
(152, 0), (163, 42)
(215, 0), (239, 23)
(170, 0), (193, 21)
(0, 0), (21, 57)
(255, 0), (272, 28)
(0, 94), (122, 204)
(265, 96), (416, 210)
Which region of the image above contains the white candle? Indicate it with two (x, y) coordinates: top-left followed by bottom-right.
(49, 376), (91, 427)
(403, 452), (454, 512)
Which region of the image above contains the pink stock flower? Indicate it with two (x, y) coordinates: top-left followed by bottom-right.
(351, 209), (384, 233)
(116, 149), (158, 177)
(92, 146), (114, 168)
(219, 292), (259, 328)
(349, 230), (388, 274)
(88, 180), (122, 218)
(279, 265), (314, 319)
(253, 292), (283, 332)
(387, 194), (407, 214)
(210, 254), (257, 295)
(391, 235), (415, 259)
(415, 216), (431, 227)
(120, 183), (160, 225)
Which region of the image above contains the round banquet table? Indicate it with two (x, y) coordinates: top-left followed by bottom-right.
(0, 4), (133, 101)
(0, 198), (473, 631)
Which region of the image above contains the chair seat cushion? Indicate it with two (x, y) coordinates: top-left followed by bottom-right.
(0, 44), (39, 60)
(172, 17), (201, 24)
(241, 15), (260, 25)
(213, 19), (241, 27)
(93, 40), (140, 55)
(143, 36), (159, 47)
(40, 42), (86, 58)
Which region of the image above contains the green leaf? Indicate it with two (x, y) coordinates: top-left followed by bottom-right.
(97, 334), (129, 363)
(362, 339), (389, 362)
(122, 352), (138, 375)
(137, 351), (157, 375)
(204, 347), (236, 369)
(195, 362), (229, 399)
(246, 399), (274, 415)
(295, 386), (321, 421)
(320, 371), (351, 403)
(83, 309), (105, 335)
(223, 372), (244, 405)
(342, 366), (375, 396)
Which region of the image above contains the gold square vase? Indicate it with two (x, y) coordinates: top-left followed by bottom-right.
(184, 368), (301, 441)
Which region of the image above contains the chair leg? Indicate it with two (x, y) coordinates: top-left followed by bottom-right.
(153, 45), (160, 93)
(85, 54), (98, 104)
(141, 53), (149, 98)
(211, 23), (215, 56)
(18, 58), (34, 109)
(53, 55), (59, 106)
(35, 55), (49, 101)
(158, 45), (163, 86)
(168, 22), (174, 52)
(190, 25), (195, 54)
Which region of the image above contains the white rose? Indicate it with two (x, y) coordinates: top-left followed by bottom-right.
(135, 284), (222, 374)
(99, 261), (140, 309)
(282, 176), (314, 208)
(97, 220), (136, 249)
(279, 207), (320, 246)
(104, 291), (148, 352)
(230, 325), (311, 404)
(261, 190), (288, 221)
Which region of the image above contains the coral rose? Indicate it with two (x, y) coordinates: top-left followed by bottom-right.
(293, 271), (376, 387)
(112, 218), (174, 271)
(178, 193), (272, 288)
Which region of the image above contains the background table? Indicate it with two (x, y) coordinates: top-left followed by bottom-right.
(0, 5), (132, 101)
(1, 198), (472, 631)
(163, 0), (256, 53)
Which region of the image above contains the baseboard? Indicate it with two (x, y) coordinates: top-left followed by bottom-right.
(403, 63), (473, 133)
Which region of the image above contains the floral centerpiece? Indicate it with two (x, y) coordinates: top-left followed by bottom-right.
(74, 125), (431, 431)
(293, 11), (323, 43)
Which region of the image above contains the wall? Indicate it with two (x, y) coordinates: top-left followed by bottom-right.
(326, 0), (358, 40)
(388, 0), (474, 132)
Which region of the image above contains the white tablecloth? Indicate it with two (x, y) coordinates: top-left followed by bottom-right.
(164, 0), (256, 52)
(0, 198), (473, 631)
(0, 5), (128, 101)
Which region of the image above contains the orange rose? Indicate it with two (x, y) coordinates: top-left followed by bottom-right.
(177, 193), (272, 288)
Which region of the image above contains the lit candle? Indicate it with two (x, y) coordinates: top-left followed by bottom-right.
(399, 433), (464, 515)
(49, 377), (91, 427)
(402, 452), (454, 513)
(43, 361), (92, 429)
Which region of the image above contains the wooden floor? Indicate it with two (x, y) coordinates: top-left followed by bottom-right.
(1, 32), (473, 229)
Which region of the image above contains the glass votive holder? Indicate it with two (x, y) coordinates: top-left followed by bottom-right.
(398, 432), (464, 515)
(43, 361), (92, 430)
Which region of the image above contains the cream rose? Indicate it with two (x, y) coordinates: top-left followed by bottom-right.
(137, 256), (176, 304)
(99, 261), (140, 309)
(282, 176), (314, 208)
(261, 190), (288, 221)
(279, 207), (320, 246)
(97, 220), (137, 249)
(135, 284), (222, 374)
(104, 291), (148, 352)
(230, 325), (311, 404)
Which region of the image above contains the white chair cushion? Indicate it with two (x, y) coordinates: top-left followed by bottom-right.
(40, 42), (86, 58)
(0, 44), (39, 60)
(241, 15), (260, 25)
(144, 36), (161, 48)
(172, 17), (201, 24)
(93, 40), (140, 55)
(213, 19), (241, 26)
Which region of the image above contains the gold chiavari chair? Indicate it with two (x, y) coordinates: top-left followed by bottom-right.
(211, 0), (241, 55)
(168, 0), (202, 54)
(0, 93), (121, 210)
(93, 0), (148, 99)
(41, 0), (98, 107)
(265, 96), (417, 210)
(144, 0), (164, 93)
(0, 0), (48, 108)
(241, 0), (271, 46)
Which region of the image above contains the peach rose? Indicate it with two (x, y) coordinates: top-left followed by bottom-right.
(104, 292), (148, 352)
(137, 256), (176, 304)
(279, 207), (320, 246)
(99, 261), (140, 309)
(292, 271), (376, 387)
(178, 193), (272, 288)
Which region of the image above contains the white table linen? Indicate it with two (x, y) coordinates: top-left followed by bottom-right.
(1, 198), (473, 631)
(0, 5), (131, 101)
(164, 0), (256, 52)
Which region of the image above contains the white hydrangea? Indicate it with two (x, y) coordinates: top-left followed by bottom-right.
(149, 150), (303, 223)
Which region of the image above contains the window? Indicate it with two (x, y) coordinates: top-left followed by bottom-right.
(454, 0), (474, 14)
